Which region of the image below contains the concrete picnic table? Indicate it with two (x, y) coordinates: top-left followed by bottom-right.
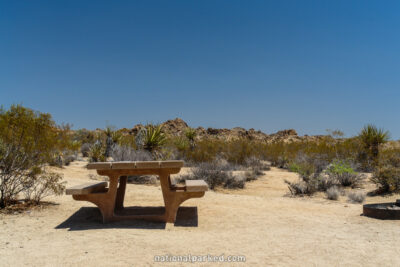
(66, 160), (208, 223)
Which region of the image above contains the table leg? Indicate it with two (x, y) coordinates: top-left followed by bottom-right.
(115, 176), (127, 210)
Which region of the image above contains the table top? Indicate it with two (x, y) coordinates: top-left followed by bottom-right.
(87, 160), (184, 170)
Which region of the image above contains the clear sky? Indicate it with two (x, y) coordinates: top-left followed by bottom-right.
(1, 1), (399, 139)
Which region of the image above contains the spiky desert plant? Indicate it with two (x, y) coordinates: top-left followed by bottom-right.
(143, 124), (166, 152)
(88, 141), (106, 162)
(185, 127), (197, 150)
(185, 127), (196, 141)
(104, 126), (122, 157)
(359, 124), (390, 160)
(104, 126), (114, 157)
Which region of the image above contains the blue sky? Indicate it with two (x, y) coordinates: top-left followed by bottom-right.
(1, 1), (399, 139)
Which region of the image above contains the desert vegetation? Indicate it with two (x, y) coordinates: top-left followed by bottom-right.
(0, 105), (74, 209)
(1, 104), (400, 210)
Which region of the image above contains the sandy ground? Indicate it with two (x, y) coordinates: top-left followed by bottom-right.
(1, 161), (400, 266)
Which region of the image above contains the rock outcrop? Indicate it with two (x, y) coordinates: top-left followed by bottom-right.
(128, 118), (325, 143)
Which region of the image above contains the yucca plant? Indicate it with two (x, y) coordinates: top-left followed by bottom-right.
(359, 124), (390, 160)
(104, 126), (122, 157)
(143, 124), (166, 152)
(185, 127), (197, 149)
(88, 141), (106, 162)
(185, 127), (196, 141)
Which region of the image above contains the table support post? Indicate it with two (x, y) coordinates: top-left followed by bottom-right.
(115, 176), (127, 210)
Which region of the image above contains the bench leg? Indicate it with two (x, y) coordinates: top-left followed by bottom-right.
(73, 194), (115, 223)
(164, 192), (205, 223)
(160, 172), (206, 223)
(72, 175), (120, 223)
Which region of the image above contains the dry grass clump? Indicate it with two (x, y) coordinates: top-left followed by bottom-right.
(111, 144), (152, 161)
(326, 186), (340, 200)
(285, 180), (314, 196)
(347, 191), (366, 203)
(80, 143), (91, 157)
(127, 175), (157, 184)
(179, 160), (246, 189)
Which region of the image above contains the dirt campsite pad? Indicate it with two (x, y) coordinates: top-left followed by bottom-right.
(1, 161), (400, 266)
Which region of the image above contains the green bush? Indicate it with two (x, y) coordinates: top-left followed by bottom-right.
(325, 161), (365, 188)
(0, 105), (68, 208)
(347, 191), (366, 203)
(371, 166), (400, 193)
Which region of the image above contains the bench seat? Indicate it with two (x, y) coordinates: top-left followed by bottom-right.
(185, 180), (208, 192)
(66, 181), (108, 195)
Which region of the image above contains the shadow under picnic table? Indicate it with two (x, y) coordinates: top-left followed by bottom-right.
(55, 206), (199, 231)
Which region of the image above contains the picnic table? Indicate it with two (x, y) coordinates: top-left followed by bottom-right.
(66, 160), (208, 223)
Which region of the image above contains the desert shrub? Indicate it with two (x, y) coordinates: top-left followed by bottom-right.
(288, 153), (329, 177)
(185, 127), (197, 150)
(182, 160), (243, 189)
(285, 180), (315, 196)
(379, 148), (400, 168)
(72, 129), (96, 144)
(213, 157), (238, 171)
(185, 127), (197, 142)
(347, 191), (366, 203)
(184, 138), (221, 163)
(49, 153), (63, 167)
(104, 126), (122, 157)
(263, 137), (360, 171)
(142, 124), (167, 153)
(358, 124), (390, 169)
(127, 175), (157, 184)
(49, 149), (77, 167)
(285, 170), (324, 196)
(23, 172), (65, 204)
(371, 166), (400, 193)
(81, 143), (91, 157)
(63, 153), (77, 166)
(225, 138), (259, 165)
(0, 105), (69, 208)
(245, 156), (270, 171)
(286, 161), (365, 197)
(262, 142), (290, 167)
(189, 162), (231, 189)
(244, 170), (258, 181)
(317, 173), (338, 191)
(326, 186), (340, 200)
(111, 144), (153, 161)
(286, 169), (338, 196)
(224, 173), (246, 189)
(325, 161), (365, 188)
(242, 157), (267, 181)
(287, 161), (316, 177)
(167, 136), (190, 160)
(88, 142), (106, 162)
(288, 162), (302, 173)
(117, 134), (137, 149)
